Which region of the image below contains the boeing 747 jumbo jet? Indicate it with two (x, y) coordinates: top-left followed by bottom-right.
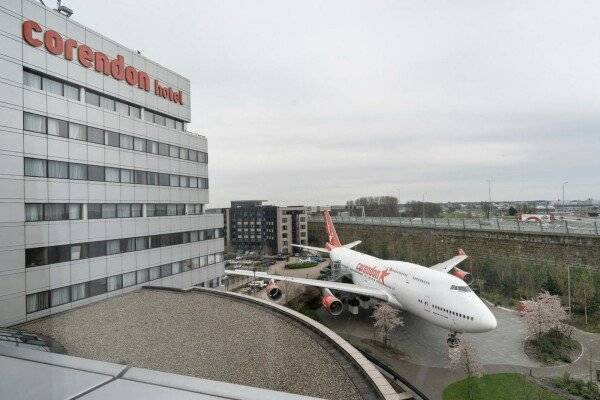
(227, 211), (497, 346)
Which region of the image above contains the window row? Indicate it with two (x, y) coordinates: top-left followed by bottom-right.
(23, 112), (207, 163)
(24, 158), (209, 189)
(23, 69), (79, 101)
(24, 69), (185, 131)
(431, 303), (474, 321)
(25, 227), (225, 267)
(25, 252), (224, 313)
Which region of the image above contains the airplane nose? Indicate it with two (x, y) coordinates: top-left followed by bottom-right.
(481, 310), (497, 331)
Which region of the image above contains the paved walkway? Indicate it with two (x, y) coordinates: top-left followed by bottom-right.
(317, 305), (600, 400)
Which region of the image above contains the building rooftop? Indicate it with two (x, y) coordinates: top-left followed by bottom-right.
(15, 288), (368, 400)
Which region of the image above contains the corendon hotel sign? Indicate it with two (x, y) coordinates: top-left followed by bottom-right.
(22, 20), (183, 105)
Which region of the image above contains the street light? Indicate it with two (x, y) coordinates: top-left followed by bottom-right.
(486, 179), (493, 218)
(562, 181), (568, 209)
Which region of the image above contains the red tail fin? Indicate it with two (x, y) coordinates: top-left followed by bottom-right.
(323, 211), (342, 249)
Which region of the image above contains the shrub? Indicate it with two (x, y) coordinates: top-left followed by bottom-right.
(285, 261), (318, 269)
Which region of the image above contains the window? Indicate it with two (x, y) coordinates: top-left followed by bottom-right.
(43, 76), (62, 96)
(154, 114), (166, 126)
(71, 244), (85, 260)
(169, 145), (179, 158)
(120, 134), (134, 150)
(131, 204), (142, 217)
(47, 118), (68, 137)
(107, 275), (122, 291)
(134, 171), (147, 185)
(160, 264), (172, 277)
(180, 176), (189, 187)
(165, 117), (175, 129)
(24, 158), (46, 177)
(87, 127), (104, 144)
(158, 173), (170, 186)
(105, 239), (120, 255)
(26, 247), (46, 267)
(48, 160), (69, 179)
(24, 112), (46, 133)
(134, 137), (146, 152)
(189, 177), (198, 188)
(47, 245), (70, 264)
(137, 269), (149, 284)
(147, 172), (158, 185)
(64, 83), (79, 100)
(123, 272), (136, 287)
(190, 231), (199, 242)
(105, 167), (120, 183)
(88, 278), (107, 297)
(146, 203), (156, 217)
(189, 150), (198, 162)
(44, 204), (67, 220)
(69, 123), (87, 141)
(167, 204), (177, 216)
(159, 143), (170, 156)
(172, 261), (181, 274)
(130, 106), (141, 119)
(120, 169), (134, 183)
(177, 204), (186, 215)
(116, 101), (129, 115)
(85, 91), (100, 106)
(102, 204), (117, 219)
(117, 204), (131, 218)
(149, 266), (160, 280)
(87, 204), (102, 219)
(175, 120), (183, 131)
(105, 131), (120, 147)
(88, 165), (105, 181)
(87, 241), (106, 258)
(69, 163), (87, 180)
(26, 292), (49, 313)
(170, 175), (180, 187)
(23, 70), (42, 89)
(121, 237), (135, 252)
(154, 204), (167, 216)
(179, 147), (188, 160)
(100, 96), (115, 111)
(135, 237), (148, 250)
(25, 204), (44, 222)
(144, 110), (154, 122)
(185, 259), (194, 271)
(51, 287), (70, 307)
(71, 283), (87, 301)
(147, 140), (158, 154)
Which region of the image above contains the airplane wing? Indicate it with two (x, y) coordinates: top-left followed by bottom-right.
(290, 244), (330, 253)
(429, 249), (468, 273)
(342, 240), (362, 249)
(225, 269), (390, 301)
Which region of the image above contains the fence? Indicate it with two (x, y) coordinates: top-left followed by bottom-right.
(308, 215), (600, 237)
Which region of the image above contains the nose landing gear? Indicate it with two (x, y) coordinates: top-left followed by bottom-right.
(447, 331), (462, 348)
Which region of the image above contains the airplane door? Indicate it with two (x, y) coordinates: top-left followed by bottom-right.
(424, 296), (430, 312)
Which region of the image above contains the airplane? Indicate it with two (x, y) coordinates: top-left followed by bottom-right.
(226, 211), (497, 347)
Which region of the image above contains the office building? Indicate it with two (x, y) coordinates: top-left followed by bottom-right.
(0, 0), (224, 326)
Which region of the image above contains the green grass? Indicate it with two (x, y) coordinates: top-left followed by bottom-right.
(443, 373), (565, 400)
(285, 261), (318, 269)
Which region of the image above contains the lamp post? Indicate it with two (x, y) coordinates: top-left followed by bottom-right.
(562, 181), (568, 207)
(486, 179), (492, 218)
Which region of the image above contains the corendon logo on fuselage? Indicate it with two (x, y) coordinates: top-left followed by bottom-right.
(22, 20), (184, 106)
(356, 263), (392, 286)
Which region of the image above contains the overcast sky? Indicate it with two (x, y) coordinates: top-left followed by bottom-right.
(66, 0), (600, 207)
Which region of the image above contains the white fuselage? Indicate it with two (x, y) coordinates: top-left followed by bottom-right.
(329, 247), (497, 333)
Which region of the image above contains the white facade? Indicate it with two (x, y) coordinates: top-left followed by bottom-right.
(0, 0), (224, 326)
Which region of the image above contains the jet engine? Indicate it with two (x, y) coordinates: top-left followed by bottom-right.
(265, 280), (283, 300)
(450, 267), (473, 285)
(321, 288), (343, 316)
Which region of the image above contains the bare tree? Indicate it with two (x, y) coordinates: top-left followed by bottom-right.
(449, 339), (483, 400)
(522, 291), (568, 338)
(279, 281), (305, 304)
(371, 302), (403, 348)
(574, 270), (594, 325)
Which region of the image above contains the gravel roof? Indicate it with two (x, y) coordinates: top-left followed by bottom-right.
(17, 289), (365, 400)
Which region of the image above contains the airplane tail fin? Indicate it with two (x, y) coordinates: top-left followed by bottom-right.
(324, 211), (342, 250)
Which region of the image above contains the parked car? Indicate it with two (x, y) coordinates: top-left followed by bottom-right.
(248, 280), (267, 289)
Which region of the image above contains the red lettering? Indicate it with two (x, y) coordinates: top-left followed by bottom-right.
(78, 45), (93, 68)
(64, 39), (77, 61)
(138, 71), (150, 91)
(94, 52), (110, 75)
(22, 20), (43, 47)
(43, 30), (63, 55)
(125, 66), (138, 86)
(110, 55), (125, 80)
(177, 91), (183, 105)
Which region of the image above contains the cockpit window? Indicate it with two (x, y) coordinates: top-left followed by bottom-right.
(450, 285), (471, 292)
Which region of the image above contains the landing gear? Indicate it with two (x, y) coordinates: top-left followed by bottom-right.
(447, 331), (462, 348)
